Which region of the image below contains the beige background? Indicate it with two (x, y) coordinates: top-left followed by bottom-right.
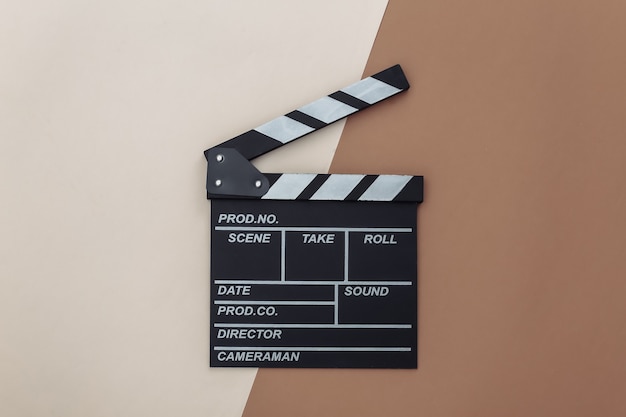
(5, 1), (626, 416)
(245, 0), (626, 416)
(0, 1), (388, 416)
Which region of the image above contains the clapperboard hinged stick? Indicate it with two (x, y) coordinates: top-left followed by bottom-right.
(205, 65), (424, 369)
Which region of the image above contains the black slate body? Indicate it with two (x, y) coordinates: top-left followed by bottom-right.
(210, 200), (418, 368)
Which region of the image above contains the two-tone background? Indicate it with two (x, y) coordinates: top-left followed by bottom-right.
(2, 1), (626, 416)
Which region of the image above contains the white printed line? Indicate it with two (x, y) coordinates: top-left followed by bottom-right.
(214, 280), (413, 286)
(344, 231), (349, 282)
(214, 300), (334, 306)
(214, 346), (411, 352)
(215, 226), (412, 232)
(280, 230), (286, 281)
(213, 323), (412, 329)
(334, 285), (339, 325)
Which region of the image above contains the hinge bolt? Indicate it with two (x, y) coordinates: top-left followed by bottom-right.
(254, 180), (262, 188)
(215, 179), (222, 187)
(216, 154), (224, 163)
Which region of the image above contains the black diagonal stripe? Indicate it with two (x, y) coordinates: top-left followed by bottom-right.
(329, 91), (370, 110)
(393, 176), (424, 203)
(207, 130), (283, 160)
(371, 64), (410, 90)
(285, 110), (327, 130)
(264, 173), (283, 188)
(345, 175), (378, 201)
(296, 174), (330, 200)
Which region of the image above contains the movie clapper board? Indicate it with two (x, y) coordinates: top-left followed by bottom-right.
(205, 65), (423, 368)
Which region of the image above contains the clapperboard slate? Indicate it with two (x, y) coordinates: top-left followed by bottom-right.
(205, 65), (423, 368)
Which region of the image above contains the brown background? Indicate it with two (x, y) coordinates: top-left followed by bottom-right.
(244, 0), (626, 415)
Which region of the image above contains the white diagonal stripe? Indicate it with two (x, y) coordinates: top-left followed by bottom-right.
(298, 96), (358, 124)
(262, 174), (317, 200)
(254, 116), (314, 144)
(310, 174), (365, 200)
(358, 175), (412, 201)
(341, 77), (401, 105)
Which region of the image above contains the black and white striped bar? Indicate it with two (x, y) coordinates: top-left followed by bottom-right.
(205, 64), (410, 161)
(262, 174), (423, 202)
